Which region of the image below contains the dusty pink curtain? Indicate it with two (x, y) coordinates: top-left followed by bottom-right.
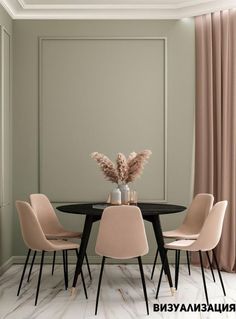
(194, 10), (236, 272)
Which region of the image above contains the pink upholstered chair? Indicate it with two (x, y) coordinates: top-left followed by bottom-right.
(156, 201), (228, 304)
(151, 193), (214, 281)
(15, 201), (87, 305)
(95, 205), (149, 315)
(29, 194), (91, 280)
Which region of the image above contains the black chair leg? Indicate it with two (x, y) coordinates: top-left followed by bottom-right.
(62, 250), (68, 290)
(206, 251), (215, 282)
(156, 250), (167, 299)
(138, 256), (149, 315)
(199, 250), (209, 305)
(27, 250), (37, 282)
(95, 256), (106, 315)
(212, 250), (226, 296)
(151, 248), (159, 280)
(65, 250), (68, 283)
(81, 269), (88, 299)
(17, 249), (31, 296)
(186, 251), (191, 275)
(52, 251), (56, 275)
(85, 252), (92, 280)
(175, 250), (180, 290)
(175, 250), (178, 288)
(35, 251), (45, 306)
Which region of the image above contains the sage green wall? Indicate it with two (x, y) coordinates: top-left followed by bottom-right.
(13, 19), (195, 263)
(0, 4), (12, 270)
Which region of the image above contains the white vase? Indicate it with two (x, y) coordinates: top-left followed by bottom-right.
(110, 186), (121, 205)
(119, 184), (130, 204)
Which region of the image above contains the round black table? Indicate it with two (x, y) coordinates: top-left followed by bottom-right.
(57, 202), (186, 290)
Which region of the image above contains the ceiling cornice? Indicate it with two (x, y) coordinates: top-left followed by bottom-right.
(1, 0), (236, 20)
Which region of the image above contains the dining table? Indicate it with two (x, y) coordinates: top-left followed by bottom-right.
(57, 202), (186, 293)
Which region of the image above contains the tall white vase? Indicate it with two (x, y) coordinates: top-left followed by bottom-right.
(119, 184), (130, 204)
(110, 186), (121, 205)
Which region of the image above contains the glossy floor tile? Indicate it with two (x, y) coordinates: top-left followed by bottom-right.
(0, 263), (236, 319)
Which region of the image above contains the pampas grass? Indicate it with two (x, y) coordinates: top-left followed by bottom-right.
(91, 152), (118, 183)
(91, 150), (152, 184)
(126, 150), (152, 183)
(116, 153), (128, 183)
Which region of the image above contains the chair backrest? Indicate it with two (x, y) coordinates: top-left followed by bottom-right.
(16, 201), (53, 251)
(95, 205), (149, 259)
(190, 200), (228, 251)
(181, 193), (214, 233)
(30, 194), (63, 235)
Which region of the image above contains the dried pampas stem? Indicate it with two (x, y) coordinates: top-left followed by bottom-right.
(127, 152), (137, 164)
(116, 153), (128, 183)
(91, 152), (118, 183)
(126, 150), (152, 183)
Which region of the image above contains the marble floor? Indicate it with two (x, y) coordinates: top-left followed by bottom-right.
(0, 263), (236, 319)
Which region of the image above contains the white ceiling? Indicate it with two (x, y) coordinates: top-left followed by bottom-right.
(1, 0), (236, 19)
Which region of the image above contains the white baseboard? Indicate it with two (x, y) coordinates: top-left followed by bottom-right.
(0, 253), (188, 274)
(12, 253), (186, 264)
(0, 257), (14, 275)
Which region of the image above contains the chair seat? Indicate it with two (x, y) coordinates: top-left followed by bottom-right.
(163, 229), (199, 240)
(165, 239), (195, 251)
(48, 239), (79, 251)
(45, 230), (82, 240)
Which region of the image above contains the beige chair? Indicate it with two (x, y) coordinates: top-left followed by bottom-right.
(29, 194), (91, 280)
(151, 193), (214, 281)
(95, 205), (149, 315)
(156, 201), (228, 304)
(16, 201), (87, 306)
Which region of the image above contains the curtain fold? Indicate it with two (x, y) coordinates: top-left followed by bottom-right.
(194, 9), (236, 272)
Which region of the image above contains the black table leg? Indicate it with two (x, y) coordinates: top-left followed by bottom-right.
(151, 215), (173, 289)
(72, 215), (96, 289)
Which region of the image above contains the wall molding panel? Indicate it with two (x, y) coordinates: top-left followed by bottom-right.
(0, 26), (11, 208)
(38, 36), (168, 203)
(0, 5), (13, 268)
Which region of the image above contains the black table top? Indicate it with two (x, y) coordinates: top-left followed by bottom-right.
(57, 202), (186, 216)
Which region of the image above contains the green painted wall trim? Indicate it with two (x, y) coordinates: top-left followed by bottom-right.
(0, 3), (13, 267)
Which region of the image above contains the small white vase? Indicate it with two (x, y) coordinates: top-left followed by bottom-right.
(110, 187), (121, 205)
(119, 184), (130, 204)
